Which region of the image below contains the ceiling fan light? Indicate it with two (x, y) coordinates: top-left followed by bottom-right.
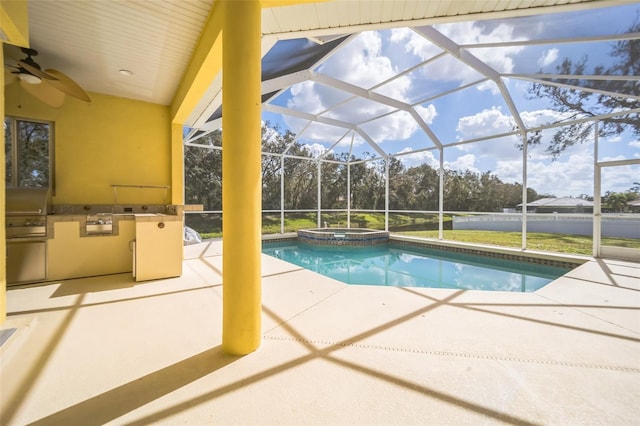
(18, 72), (42, 84)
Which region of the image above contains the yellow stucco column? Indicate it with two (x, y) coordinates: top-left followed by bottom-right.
(1, 45), (6, 323)
(221, 0), (262, 355)
(170, 123), (184, 205)
(1, 0), (30, 324)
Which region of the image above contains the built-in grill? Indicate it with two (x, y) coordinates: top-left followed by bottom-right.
(6, 187), (50, 236)
(6, 188), (50, 284)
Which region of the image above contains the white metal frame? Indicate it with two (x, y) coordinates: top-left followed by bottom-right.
(184, 9), (640, 258)
(594, 157), (640, 260)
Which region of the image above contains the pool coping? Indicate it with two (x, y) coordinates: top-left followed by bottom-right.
(262, 232), (589, 270)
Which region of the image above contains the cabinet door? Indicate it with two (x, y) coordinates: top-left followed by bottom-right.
(7, 241), (46, 284)
(134, 220), (183, 281)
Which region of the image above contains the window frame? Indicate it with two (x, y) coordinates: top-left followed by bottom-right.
(4, 115), (55, 193)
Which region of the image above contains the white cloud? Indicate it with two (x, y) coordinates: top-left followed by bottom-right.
(537, 48), (559, 68)
(600, 162), (640, 191)
(436, 21), (528, 73)
(396, 147), (439, 168)
(389, 27), (411, 43)
(390, 28), (441, 61)
(319, 31), (406, 90)
(303, 143), (330, 158)
(491, 156), (586, 196)
(604, 135), (623, 143)
(360, 111), (419, 142)
(476, 80), (501, 96)
(444, 153), (480, 174)
(324, 98), (395, 124)
(452, 107), (523, 161)
(455, 135), (523, 162)
(525, 153), (594, 196)
(520, 109), (570, 128)
(375, 74), (412, 102)
(345, 101), (437, 145)
(418, 53), (481, 84)
(286, 81), (326, 114)
(415, 104), (437, 125)
(451, 107), (598, 167)
(456, 107), (515, 139)
(629, 140), (640, 148)
(494, 160), (522, 184)
(389, 27), (482, 84)
(283, 117), (355, 144)
(601, 154), (628, 162)
(283, 31), (422, 143)
(278, 28), (566, 152)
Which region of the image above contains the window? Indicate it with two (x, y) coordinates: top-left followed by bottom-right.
(4, 116), (54, 190)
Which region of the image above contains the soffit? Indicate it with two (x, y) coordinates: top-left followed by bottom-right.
(261, 0), (629, 38)
(3, 0), (212, 106)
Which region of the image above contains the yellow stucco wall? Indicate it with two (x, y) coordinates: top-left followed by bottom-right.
(4, 84), (172, 205)
(0, 0), (29, 47)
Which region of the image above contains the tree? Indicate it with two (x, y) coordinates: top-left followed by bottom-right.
(185, 123), (547, 216)
(528, 19), (640, 158)
(261, 123), (294, 210)
(8, 120), (51, 187)
(283, 157), (317, 209)
(184, 130), (222, 210)
(602, 191), (636, 213)
(349, 154), (385, 210)
(405, 163), (439, 210)
(320, 153), (348, 209)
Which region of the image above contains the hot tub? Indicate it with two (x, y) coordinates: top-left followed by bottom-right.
(297, 228), (389, 246)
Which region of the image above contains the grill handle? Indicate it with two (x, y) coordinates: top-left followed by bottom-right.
(7, 209), (43, 215)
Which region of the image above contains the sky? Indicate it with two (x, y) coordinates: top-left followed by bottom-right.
(260, 3), (640, 197)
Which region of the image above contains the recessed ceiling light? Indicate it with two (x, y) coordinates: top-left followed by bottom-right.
(119, 69), (134, 76)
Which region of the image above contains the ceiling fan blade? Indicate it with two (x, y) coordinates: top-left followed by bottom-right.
(45, 69), (91, 102)
(4, 68), (18, 85)
(20, 79), (66, 108)
(17, 60), (58, 81)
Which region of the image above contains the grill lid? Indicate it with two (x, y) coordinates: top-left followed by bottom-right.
(6, 188), (51, 215)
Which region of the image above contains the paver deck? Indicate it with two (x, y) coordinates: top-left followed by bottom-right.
(1, 240), (639, 425)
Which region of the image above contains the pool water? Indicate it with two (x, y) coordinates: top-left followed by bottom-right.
(262, 241), (572, 292)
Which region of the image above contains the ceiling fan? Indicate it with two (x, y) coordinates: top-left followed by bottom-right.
(5, 47), (90, 107)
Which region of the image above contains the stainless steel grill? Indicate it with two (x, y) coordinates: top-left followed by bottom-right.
(6, 187), (50, 284)
(6, 187), (50, 238)
(6, 221), (47, 238)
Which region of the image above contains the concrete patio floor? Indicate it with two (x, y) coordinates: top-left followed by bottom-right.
(1, 239), (639, 425)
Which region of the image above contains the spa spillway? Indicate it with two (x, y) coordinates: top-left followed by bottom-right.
(297, 228), (389, 246)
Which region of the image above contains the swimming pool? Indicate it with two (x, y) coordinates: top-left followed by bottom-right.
(262, 241), (574, 292)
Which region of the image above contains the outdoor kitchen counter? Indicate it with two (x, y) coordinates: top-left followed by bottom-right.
(131, 214), (183, 281)
(46, 213), (182, 281)
(47, 213), (182, 237)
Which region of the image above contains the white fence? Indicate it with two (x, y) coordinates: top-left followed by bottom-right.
(452, 214), (640, 238)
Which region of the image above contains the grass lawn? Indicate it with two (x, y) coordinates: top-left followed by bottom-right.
(188, 211), (639, 256)
(398, 230), (640, 255)
(263, 213), (317, 234)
